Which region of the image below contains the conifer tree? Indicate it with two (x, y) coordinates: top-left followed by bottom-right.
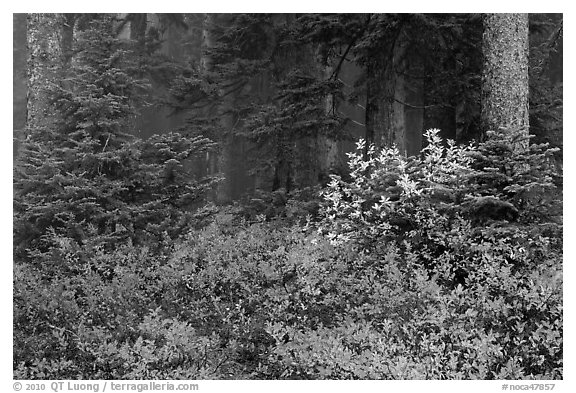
(14, 14), (216, 264)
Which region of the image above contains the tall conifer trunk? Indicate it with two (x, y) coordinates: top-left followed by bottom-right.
(26, 14), (63, 130)
(481, 13), (530, 151)
(383, 28), (408, 154)
(317, 58), (339, 178)
(365, 22), (417, 156)
(200, 14), (226, 202)
(13, 13), (28, 158)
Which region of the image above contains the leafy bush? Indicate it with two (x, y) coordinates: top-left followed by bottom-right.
(14, 129), (562, 379)
(14, 242), (235, 379)
(15, 12), (561, 381)
(299, 129), (562, 378)
(263, 244), (561, 379)
(13, 14), (221, 379)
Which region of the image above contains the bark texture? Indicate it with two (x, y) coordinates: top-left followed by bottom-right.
(13, 13), (28, 158)
(26, 14), (63, 130)
(382, 30), (408, 154)
(481, 13), (529, 149)
(366, 26), (424, 157)
(317, 59), (339, 179)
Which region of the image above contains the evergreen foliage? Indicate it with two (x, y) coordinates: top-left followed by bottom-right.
(165, 13), (494, 193)
(168, 14), (349, 192)
(14, 14), (217, 263)
(14, 129), (562, 379)
(14, 13), (562, 381)
(528, 14), (563, 170)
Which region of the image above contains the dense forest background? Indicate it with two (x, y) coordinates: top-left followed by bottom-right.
(13, 13), (563, 200)
(13, 13), (563, 380)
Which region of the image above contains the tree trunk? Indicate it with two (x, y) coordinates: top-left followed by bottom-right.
(481, 13), (529, 150)
(201, 13), (236, 203)
(383, 38), (407, 154)
(13, 14), (28, 158)
(365, 57), (395, 153)
(366, 25), (415, 156)
(60, 14), (76, 67)
(200, 13), (221, 202)
(317, 60), (339, 180)
(129, 13), (148, 49)
(364, 61), (377, 153)
(26, 14), (64, 130)
(402, 49), (424, 157)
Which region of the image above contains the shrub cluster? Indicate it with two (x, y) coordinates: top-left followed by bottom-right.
(14, 129), (562, 379)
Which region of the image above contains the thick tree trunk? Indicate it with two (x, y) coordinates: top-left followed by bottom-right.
(365, 25), (423, 157)
(26, 14), (76, 129)
(481, 13), (530, 150)
(365, 58), (395, 153)
(201, 13), (235, 203)
(364, 61), (377, 152)
(129, 13), (148, 49)
(313, 46), (339, 184)
(402, 51), (424, 157)
(200, 13), (214, 75)
(13, 14), (28, 158)
(383, 35), (407, 155)
(384, 60), (406, 154)
(200, 14), (221, 202)
(317, 81), (339, 180)
(60, 14), (76, 67)
(26, 14), (63, 130)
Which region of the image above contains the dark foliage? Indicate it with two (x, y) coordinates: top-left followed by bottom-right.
(14, 14), (217, 263)
(14, 13), (562, 380)
(14, 129), (562, 379)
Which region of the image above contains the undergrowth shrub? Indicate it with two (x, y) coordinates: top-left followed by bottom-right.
(13, 15), (220, 378)
(14, 129), (562, 379)
(292, 128), (562, 379)
(14, 243), (236, 379)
